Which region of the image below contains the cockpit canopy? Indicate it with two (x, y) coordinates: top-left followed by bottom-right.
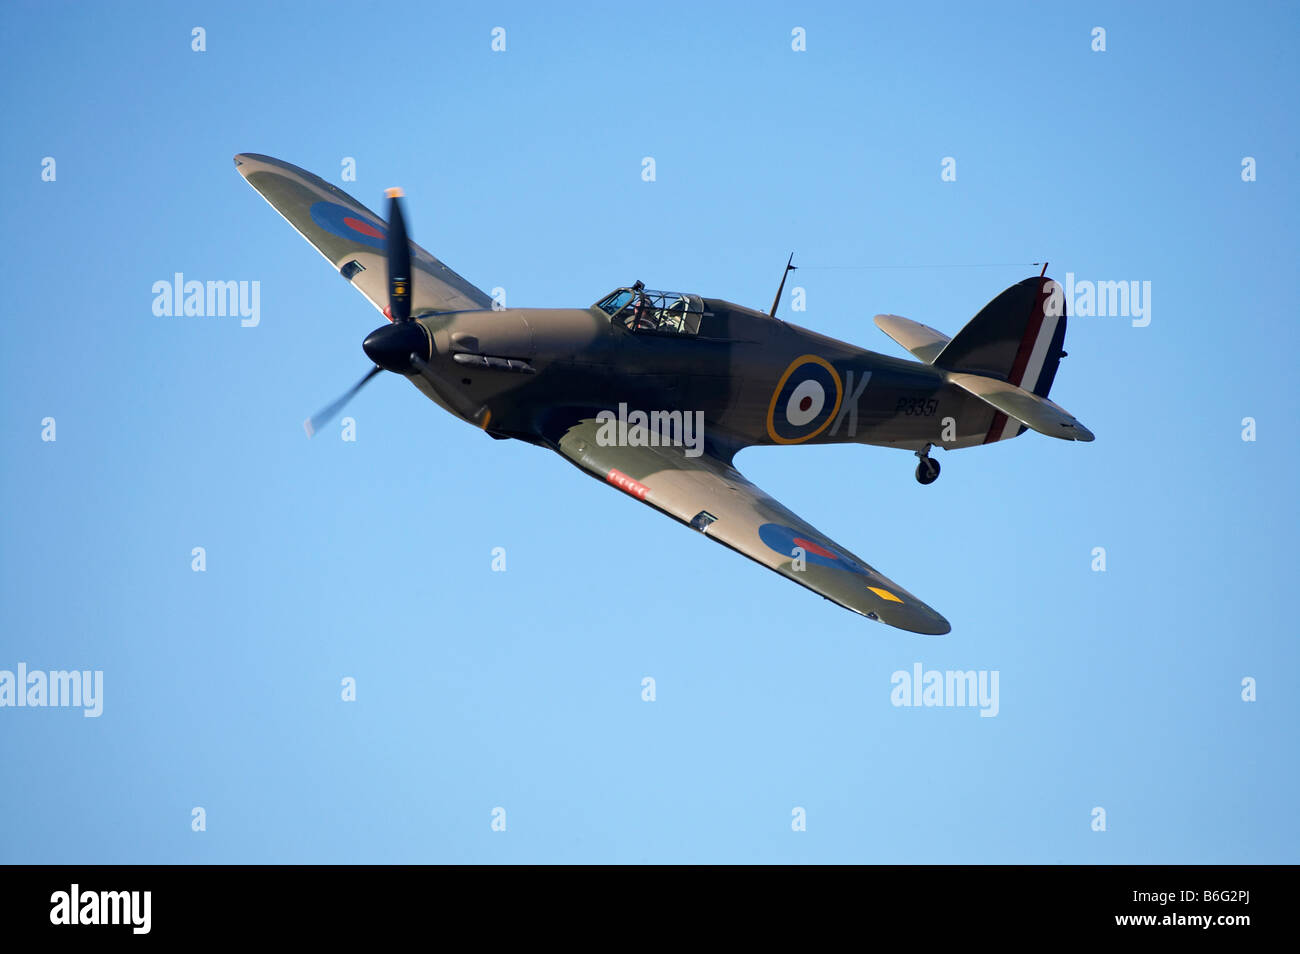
(595, 286), (706, 336)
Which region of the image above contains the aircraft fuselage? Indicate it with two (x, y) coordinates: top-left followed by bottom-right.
(409, 297), (1002, 456)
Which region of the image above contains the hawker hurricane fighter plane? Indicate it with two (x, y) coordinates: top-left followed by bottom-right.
(235, 153), (1094, 635)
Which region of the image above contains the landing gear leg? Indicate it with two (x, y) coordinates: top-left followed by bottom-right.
(915, 444), (940, 485)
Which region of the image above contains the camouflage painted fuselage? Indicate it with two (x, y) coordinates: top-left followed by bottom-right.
(415, 299), (1000, 457)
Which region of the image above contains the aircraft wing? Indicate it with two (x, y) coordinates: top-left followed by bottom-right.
(549, 419), (951, 634)
(233, 153), (493, 317)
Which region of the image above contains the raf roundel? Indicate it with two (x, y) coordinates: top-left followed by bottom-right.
(766, 355), (844, 444)
(758, 523), (869, 576)
(308, 201), (388, 251)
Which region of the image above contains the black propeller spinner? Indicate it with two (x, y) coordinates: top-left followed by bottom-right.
(304, 188), (432, 437)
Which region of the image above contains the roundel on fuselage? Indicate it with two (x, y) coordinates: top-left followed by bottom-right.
(766, 355), (844, 444)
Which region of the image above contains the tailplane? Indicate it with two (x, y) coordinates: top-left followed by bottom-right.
(875, 274), (1092, 443)
(937, 274), (1091, 442)
(872, 314), (951, 364)
(946, 371), (1094, 442)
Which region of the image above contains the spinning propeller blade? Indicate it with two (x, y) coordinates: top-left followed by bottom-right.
(384, 187), (411, 323)
(303, 186), (486, 436)
(303, 365), (382, 437)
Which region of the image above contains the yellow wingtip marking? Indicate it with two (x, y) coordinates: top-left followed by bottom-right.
(385, 187), (404, 198)
(868, 586), (903, 603)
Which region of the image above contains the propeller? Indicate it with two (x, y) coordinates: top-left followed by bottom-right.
(303, 365), (381, 437)
(384, 187), (411, 323)
(304, 186), (436, 437)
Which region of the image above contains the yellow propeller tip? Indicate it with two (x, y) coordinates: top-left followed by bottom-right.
(385, 187), (404, 198)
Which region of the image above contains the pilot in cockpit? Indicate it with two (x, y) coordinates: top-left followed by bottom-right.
(630, 295), (654, 330)
(628, 280), (656, 331)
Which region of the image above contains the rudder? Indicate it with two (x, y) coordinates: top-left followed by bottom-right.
(934, 276), (1066, 399)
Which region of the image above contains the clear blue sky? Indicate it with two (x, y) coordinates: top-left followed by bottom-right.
(1, 0), (1296, 863)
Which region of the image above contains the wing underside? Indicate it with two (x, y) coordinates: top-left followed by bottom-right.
(549, 419), (951, 635)
(233, 153), (493, 316)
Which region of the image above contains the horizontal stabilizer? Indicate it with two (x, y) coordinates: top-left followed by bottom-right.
(873, 314), (951, 364)
(947, 372), (1095, 442)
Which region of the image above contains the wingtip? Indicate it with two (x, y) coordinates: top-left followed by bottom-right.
(233, 152), (285, 173)
(869, 595), (952, 635)
(874, 613), (951, 636)
(900, 611), (952, 636)
(233, 153), (260, 177)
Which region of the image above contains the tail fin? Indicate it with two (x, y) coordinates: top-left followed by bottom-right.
(933, 276), (1066, 398)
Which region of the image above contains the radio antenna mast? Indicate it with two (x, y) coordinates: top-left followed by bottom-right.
(768, 253), (796, 320)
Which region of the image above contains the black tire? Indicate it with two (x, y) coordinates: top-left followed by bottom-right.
(915, 458), (940, 485)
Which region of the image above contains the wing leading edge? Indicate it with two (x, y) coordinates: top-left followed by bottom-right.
(549, 420), (951, 635)
(233, 153), (493, 316)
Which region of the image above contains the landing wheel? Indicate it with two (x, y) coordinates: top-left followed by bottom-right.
(915, 458), (940, 485)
